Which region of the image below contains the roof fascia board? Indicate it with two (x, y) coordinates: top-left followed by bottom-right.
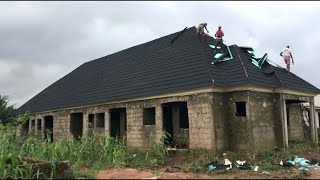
(27, 85), (318, 115)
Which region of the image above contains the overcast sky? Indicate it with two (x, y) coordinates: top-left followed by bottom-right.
(1, 1), (320, 108)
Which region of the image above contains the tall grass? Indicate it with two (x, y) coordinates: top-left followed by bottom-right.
(0, 121), (170, 179)
(0, 125), (40, 179)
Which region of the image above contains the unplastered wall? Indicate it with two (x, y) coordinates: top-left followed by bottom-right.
(249, 91), (277, 152)
(212, 92), (227, 153)
(126, 92), (214, 151)
(27, 111), (67, 141)
(126, 100), (157, 150)
(223, 91), (253, 153)
(213, 91), (279, 153)
(287, 103), (303, 141)
(26, 104), (126, 141)
(187, 93), (215, 151)
(25, 92), (215, 151)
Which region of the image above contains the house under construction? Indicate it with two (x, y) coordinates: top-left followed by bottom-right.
(15, 27), (320, 154)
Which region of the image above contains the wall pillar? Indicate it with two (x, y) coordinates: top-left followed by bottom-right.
(310, 98), (318, 145)
(119, 111), (126, 139)
(28, 116), (35, 135)
(83, 113), (89, 136)
(28, 118), (32, 133)
(40, 118), (44, 139)
(280, 94), (289, 149)
(105, 110), (110, 136)
(155, 105), (163, 143)
(126, 103), (145, 149)
(35, 118), (39, 137)
(172, 105), (180, 142)
(188, 94), (215, 152)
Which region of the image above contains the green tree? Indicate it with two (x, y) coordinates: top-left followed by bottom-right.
(0, 95), (16, 124)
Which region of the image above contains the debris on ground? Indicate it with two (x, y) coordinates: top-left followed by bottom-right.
(234, 162), (252, 170)
(236, 160), (246, 165)
(205, 161), (226, 171)
(206, 158), (258, 172)
(205, 153), (320, 175)
(224, 159), (232, 168)
(280, 156), (320, 171)
(141, 176), (161, 179)
(261, 171), (271, 176)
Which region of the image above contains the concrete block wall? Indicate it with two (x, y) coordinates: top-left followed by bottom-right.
(83, 106), (110, 137)
(26, 112), (59, 140)
(28, 114), (36, 136)
(24, 92), (214, 151)
(20, 91), (307, 153)
(249, 92), (277, 152)
(55, 110), (72, 139)
(188, 93), (215, 151)
(212, 92), (227, 153)
(287, 104), (304, 141)
(272, 94), (285, 147)
(126, 93), (214, 150)
(223, 91), (253, 153)
(155, 104), (163, 144)
(126, 102), (152, 150)
(213, 91), (280, 153)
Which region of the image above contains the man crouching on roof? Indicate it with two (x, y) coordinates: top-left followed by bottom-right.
(197, 23), (211, 38)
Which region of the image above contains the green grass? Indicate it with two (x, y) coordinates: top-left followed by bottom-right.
(180, 141), (319, 177)
(255, 140), (318, 172)
(1, 113), (318, 179)
(183, 149), (216, 173)
(0, 121), (170, 179)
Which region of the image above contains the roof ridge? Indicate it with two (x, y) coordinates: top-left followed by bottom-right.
(234, 45), (250, 83)
(273, 70), (284, 87)
(194, 29), (216, 85)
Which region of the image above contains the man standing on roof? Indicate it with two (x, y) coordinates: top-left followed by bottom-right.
(214, 26), (224, 49)
(197, 23), (210, 37)
(280, 46), (294, 72)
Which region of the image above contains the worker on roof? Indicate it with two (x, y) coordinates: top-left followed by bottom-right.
(197, 23), (211, 38)
(280, 46), (294, 72)
(214, 26), (224, 49)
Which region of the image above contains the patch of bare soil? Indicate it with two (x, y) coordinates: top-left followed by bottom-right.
(96, 168), (154, 179)
(299, 150), (320, 164)
(308, 169), (320, 179)
(298, 150), (320, 179)
(96, 151), (320, 179)
(96, 168), (287, 179)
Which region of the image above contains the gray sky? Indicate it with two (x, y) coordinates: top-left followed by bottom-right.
(1, 1), (320, 108)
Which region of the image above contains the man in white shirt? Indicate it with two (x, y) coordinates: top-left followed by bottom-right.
(280, 46), (294, 72)
(197, 23), (211, 38)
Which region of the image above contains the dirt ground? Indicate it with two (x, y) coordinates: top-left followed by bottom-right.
(96, 168), (320, 179)
(96, 168), (268, 179)
(95, 150), (320, 179)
